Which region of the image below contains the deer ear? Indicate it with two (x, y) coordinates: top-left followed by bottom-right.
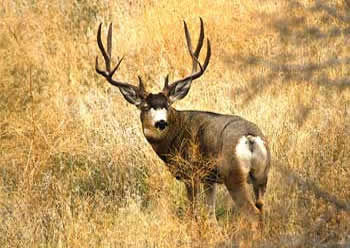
(119, 76), (147, 108)
(119, 86), (143, 107)
(167, 79), (192, 103)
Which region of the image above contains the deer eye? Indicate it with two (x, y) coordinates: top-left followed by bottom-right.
(142, 103), (151, 111)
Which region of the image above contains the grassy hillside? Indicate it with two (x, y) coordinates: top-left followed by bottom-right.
(1, 0), (349, 247)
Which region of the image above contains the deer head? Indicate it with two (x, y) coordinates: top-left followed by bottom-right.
(95, 18), (211, 139)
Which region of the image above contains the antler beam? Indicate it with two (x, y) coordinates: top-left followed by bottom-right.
(95, 23), (138, 91)
(165, 17), (211, 91)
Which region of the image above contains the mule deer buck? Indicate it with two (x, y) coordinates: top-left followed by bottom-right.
(95, 18), (271, 219)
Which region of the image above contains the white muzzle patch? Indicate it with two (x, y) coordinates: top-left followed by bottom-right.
(143, 108), (168, 140)
(150, 108), (168, 125)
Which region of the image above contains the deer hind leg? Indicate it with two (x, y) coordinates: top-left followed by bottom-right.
(224, 170), (260, 216)
(247, 135), (269, 212)
(222, 135), (266, 216)
(251, 176), (267, 211)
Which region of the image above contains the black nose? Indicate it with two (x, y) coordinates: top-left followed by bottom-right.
(155, 120), (168, 130)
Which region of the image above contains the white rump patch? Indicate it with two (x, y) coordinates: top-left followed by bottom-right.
(150, 108), (167, 124)
(236, 136), (252, 174)
(235, 135), (268, 175)
(252, 136), (267, 160)
(236, 136), (252, 161)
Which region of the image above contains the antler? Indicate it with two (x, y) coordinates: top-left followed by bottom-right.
(96, 23), (143, 94)
(163, 18), (211, 95)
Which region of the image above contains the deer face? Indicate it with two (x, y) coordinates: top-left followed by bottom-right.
(140, 93), (170, 139)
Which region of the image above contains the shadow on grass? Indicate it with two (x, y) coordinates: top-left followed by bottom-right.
(256, 160), (350, 248)
(274, 161), (350, 212)
(222, 0), (350, 119)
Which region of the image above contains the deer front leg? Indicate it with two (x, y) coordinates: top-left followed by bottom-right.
(185, 181), (200, 217)
(204, 183), (217, 221)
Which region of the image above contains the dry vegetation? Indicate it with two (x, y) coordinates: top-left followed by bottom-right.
(1, 0), (350, 247)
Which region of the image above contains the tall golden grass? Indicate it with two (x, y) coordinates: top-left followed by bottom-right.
(1, 0), (349, 247)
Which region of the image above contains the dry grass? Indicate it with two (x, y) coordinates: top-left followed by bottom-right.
(1, 0), (350, 247)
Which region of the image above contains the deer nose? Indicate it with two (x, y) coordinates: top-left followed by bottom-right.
(155, 120), (168, 130)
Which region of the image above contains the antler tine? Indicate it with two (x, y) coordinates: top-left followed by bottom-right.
(97, 23), (110, 72)
(183, 21), (193, 61)
(107, 23), (112, 65)
(203, 39), (211, 71)
(109, 56), (124, 78)
(194, 17), (204, 58)
(164, 74), (169, 88)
